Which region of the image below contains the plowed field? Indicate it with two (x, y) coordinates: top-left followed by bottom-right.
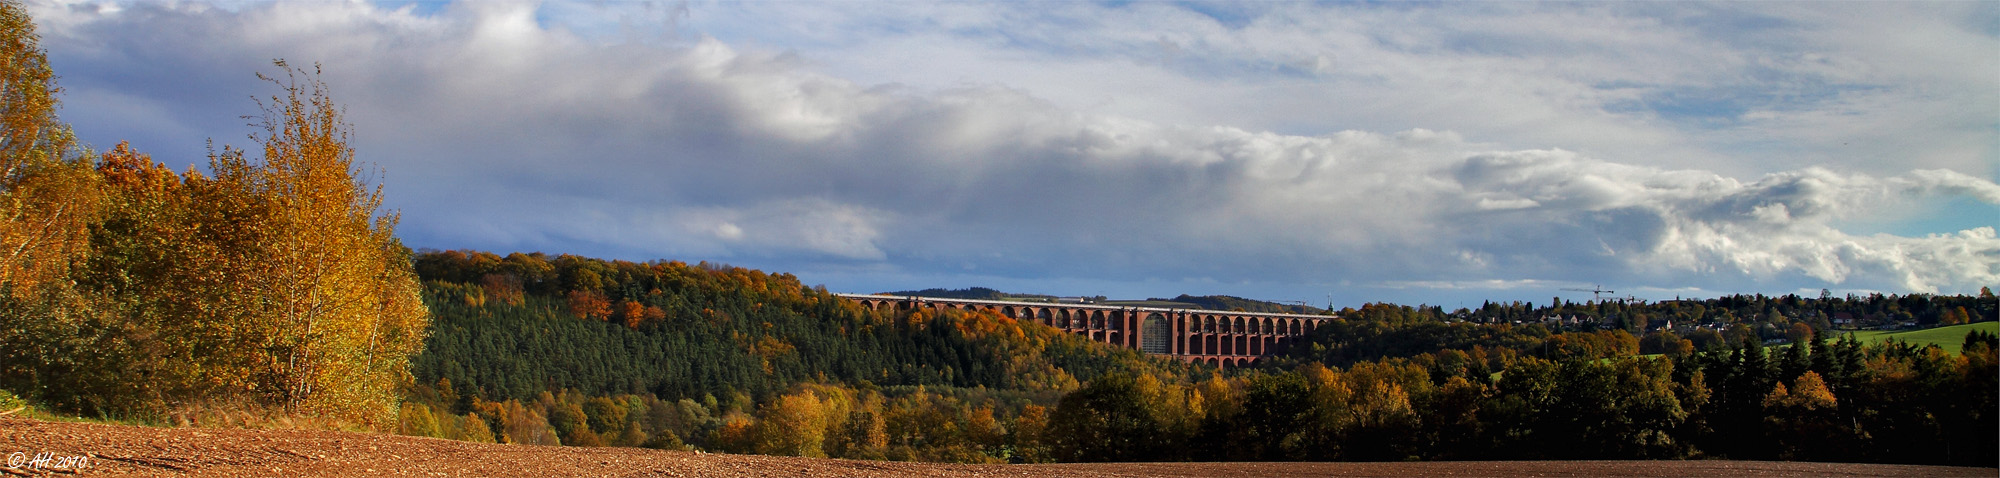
(4, 418), (1992, 477)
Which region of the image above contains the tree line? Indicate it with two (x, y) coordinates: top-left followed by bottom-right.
(1059, 330), (1993, 466)
(1450, 290), (1991, 337)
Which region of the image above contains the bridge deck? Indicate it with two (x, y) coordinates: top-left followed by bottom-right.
(830, 293), (1331, 320)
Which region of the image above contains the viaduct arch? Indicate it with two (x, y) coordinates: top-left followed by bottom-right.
(835, 293), (1332, 367)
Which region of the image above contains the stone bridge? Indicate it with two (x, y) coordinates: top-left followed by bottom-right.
(835, 293), (1332, 367)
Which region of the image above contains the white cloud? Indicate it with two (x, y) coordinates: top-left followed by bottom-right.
(702, 1), (1997, 177)
(26, 0), (2000, 301)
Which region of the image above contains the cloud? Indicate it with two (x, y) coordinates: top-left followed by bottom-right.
(27, 0), (2000, 299)
(1898, 169), (2000, 204)
(1444, 150), (2000, 292)
(703, 1), (1998, 178)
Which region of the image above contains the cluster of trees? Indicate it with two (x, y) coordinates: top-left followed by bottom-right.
(1457, 290), (1994, 336)
(0, 1), (425, 427)
(402, 382), (1051, 463)
(1268, 302), (1632, 369)
(1281, 294), (1996, 369)
(1054, 332), (1995, 466)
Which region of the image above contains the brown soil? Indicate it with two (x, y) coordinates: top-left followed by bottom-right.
(3, 418), (1993, 477)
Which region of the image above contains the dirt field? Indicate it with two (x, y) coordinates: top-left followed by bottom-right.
(4, 418), (1993, 477)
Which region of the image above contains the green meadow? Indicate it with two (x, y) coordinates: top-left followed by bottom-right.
(1841, 321), (1999, 355)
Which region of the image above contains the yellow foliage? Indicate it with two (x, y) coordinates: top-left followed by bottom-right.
(199, 62), (431, 427)
(86, 61), (429, 427)
(460, 412), (497, 443)
(0, 5), (426, 425)
(754, 389), (831, 457)
(398, 402), (442, 438)
(1766, 371), (1837, 411)
(0, 0), (94, 298)
(963, 405), (1005, 451)
(494, 400), (560, 445)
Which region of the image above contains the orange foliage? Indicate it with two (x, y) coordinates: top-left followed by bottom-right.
(620, 300), (647, 329)
(96, 142), (180, 193)
(713, 414), (758, 453)
(480, 273), (524, 307)
(567, 289), (611, 321)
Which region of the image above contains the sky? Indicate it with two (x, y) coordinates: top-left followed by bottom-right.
(24, 0), (2000, 310)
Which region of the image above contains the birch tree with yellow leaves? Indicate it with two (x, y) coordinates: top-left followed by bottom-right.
(0, 0), (95, 297)
(202, 61), (429, 426)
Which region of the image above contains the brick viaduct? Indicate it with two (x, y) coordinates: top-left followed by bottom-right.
(835, 293), (1333, 367)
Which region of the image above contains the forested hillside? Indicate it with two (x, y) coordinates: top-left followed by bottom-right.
(400, 250), (1197, 461)
(410, 251), (1191, 400)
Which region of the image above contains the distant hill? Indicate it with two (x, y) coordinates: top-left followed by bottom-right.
(884, 288), (1329, 314)
(410, 252), (1186, 404)
(399, 251), (1204, 462)
(883, 287), (1059, 301)
(1154, 294), (1328, 315)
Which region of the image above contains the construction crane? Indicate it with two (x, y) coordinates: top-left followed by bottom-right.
(1561, 284), (1616, 302)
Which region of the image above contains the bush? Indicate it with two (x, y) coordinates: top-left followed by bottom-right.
(399, 402), (441, 438)
(643, 429), (688, 450)
(0, 389), (29, 415)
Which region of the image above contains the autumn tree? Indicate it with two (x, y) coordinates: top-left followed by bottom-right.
(548, 399), (597, 446)
(479, 273), (525, 306)
(567, 289), (612, 320)
(0, 0), (96, 296)
(196, 61), (429, 426)
(582, 396), (629, 440)
(0, 0), (114, 416)
(1009, 403), (1051, 463)
(73, 61), (427, 425)
(754, 389), (833, 457)
(0, 1), (423, 428)
(1047, 372), (1198, 462)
